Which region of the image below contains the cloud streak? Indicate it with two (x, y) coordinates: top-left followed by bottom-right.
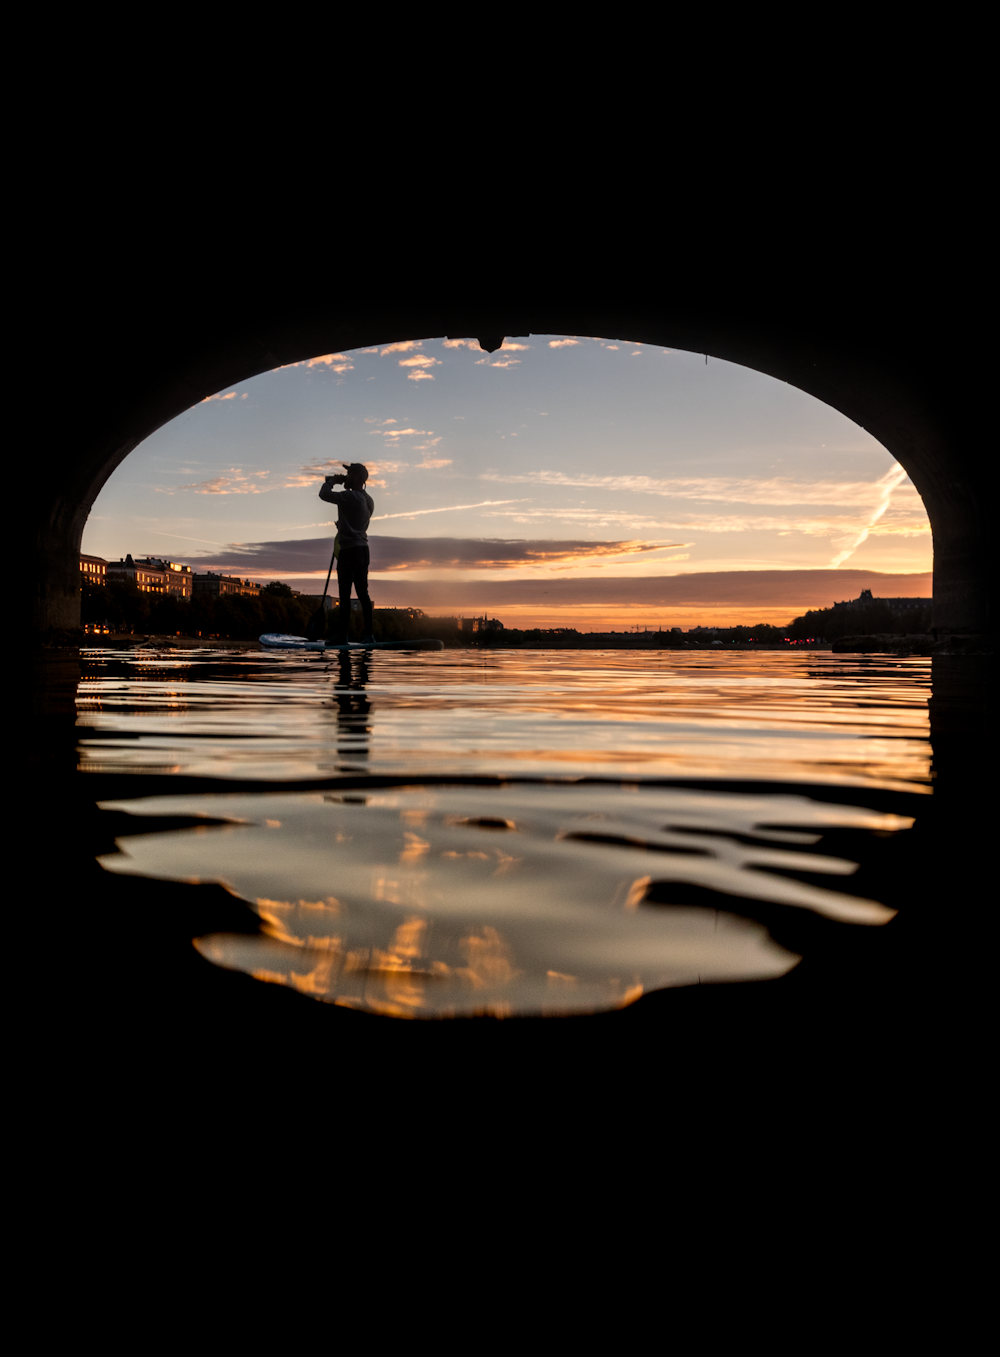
(189, 535), (691, 574)
(481, 466), (918, 507)
(375, 499), (531, 520)
(166, 468), (270, 495)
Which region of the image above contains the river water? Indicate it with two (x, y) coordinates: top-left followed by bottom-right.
(79, 648), (931, 1020)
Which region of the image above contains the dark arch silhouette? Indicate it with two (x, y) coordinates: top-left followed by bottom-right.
(27, 294), (984, 640)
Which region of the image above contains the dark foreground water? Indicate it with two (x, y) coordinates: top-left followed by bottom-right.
(79, 648), (931, 1020)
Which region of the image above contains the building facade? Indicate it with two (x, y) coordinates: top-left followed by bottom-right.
(106, 554), (193, 596)
(80, 554), (107, 585)
(460, 614), (504, 634)
(193, 572), (262, 599)
(832, 588), (932, 613)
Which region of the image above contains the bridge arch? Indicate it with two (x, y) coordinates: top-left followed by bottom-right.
(31, 302), (984, 640)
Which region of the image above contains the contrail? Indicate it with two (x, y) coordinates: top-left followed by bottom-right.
(375, 499), (531, 520)
(829, 465), (909, 567)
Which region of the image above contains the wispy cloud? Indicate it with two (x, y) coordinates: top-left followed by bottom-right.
(548, 339), (579, 349)
(366, 538), (689, 572)
(415, 458), (453, 469)
(167, 468), (270, 495)
(279, 353), (354, 373)
(477, 501), (927, 541)
(376, 499), (532, 520)
(200, 391), (248, 403)
(481, 466), (916, 508)
(381, 341), (422, 356)
(478, 507), (695, 529)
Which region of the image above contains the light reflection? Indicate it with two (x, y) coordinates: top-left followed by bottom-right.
(77, 650), (931, 790)
(98, 783), (909, 1017)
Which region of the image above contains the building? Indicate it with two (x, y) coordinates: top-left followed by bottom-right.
(193, 572), (262, 599)
(832, 588), (931, 614)
(138, 557), (193, 598)
(106, 554), (193, 596)
(460, 614), (504, 634)
(80, 554), (107, 585)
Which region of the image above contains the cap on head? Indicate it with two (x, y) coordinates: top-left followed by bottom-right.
(342, 462), (369, 483)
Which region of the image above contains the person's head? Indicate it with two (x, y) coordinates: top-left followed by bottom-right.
(342, 463), (368, 489)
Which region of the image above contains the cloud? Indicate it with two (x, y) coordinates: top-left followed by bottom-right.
(376, 499), (532, 520)
(381, 341), (422, 355)
(489, 360), (521, 368)
(284, 458), (411, 489)
(479, 508), (699, 529)
(362, 569), (934, 609)
(306, 353), (353, 372)
(415, 458), (453, 469)
(190, 535), (691, 575)
(548, 339), (580, 348)
(476, 497), (928, 543)
(366, 538), (689, 572)
(200, 391), (247, 403)
(481, 465), (920, 508)
(442, 339), (479, 349)
(168, 468), (270, 495)
(279, 354), (354, 372)
(398, 354), (440, 381)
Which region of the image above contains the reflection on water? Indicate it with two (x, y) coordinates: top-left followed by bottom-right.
(80, 648), (929, 1018)
(78, 649), (931, 790)
(98, 783), (908, 1017)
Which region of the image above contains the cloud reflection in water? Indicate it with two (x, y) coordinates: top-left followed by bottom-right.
(97, 785), (906, 1018)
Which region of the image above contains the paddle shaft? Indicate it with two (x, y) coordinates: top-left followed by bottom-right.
(306, 538), (338, 640)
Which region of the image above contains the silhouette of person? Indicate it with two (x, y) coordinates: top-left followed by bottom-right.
(319, 464), (375, 645)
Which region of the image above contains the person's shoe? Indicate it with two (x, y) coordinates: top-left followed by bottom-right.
(361, 634), (376, 645)
(328, 634), (350, 648)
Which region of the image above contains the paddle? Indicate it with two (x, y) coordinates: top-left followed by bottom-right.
(305, 538), (338, 641)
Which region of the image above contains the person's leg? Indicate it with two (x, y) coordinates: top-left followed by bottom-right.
(335, 554), (355, 644)
(354, 547), (374, 641)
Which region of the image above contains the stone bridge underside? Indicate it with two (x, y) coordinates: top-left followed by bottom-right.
(28, 292), (986, 639)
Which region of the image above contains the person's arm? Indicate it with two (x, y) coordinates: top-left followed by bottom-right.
(319, 474), (346, 505)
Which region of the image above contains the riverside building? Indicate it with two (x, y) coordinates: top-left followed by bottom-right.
(106, 554), (193, 597)
(193, 572), (261, 599)
(80, 554), (107, 584)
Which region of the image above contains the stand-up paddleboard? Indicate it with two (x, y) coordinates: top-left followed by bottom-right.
(259, 634), (327, 651)
(260, 633), (444, 652)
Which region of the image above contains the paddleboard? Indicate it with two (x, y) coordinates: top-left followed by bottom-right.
(260, 634), (444, 652)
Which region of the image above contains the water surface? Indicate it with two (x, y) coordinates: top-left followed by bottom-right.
(82, 649), (930, 1018)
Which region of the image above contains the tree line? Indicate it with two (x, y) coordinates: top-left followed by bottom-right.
(785, 599), (931, 640)
(81, 579), (465, 643)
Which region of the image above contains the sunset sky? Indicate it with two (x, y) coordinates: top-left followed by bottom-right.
(82, 336), (932, 628)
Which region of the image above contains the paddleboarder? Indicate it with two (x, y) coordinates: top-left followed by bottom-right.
(319, 464), (375, 644)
